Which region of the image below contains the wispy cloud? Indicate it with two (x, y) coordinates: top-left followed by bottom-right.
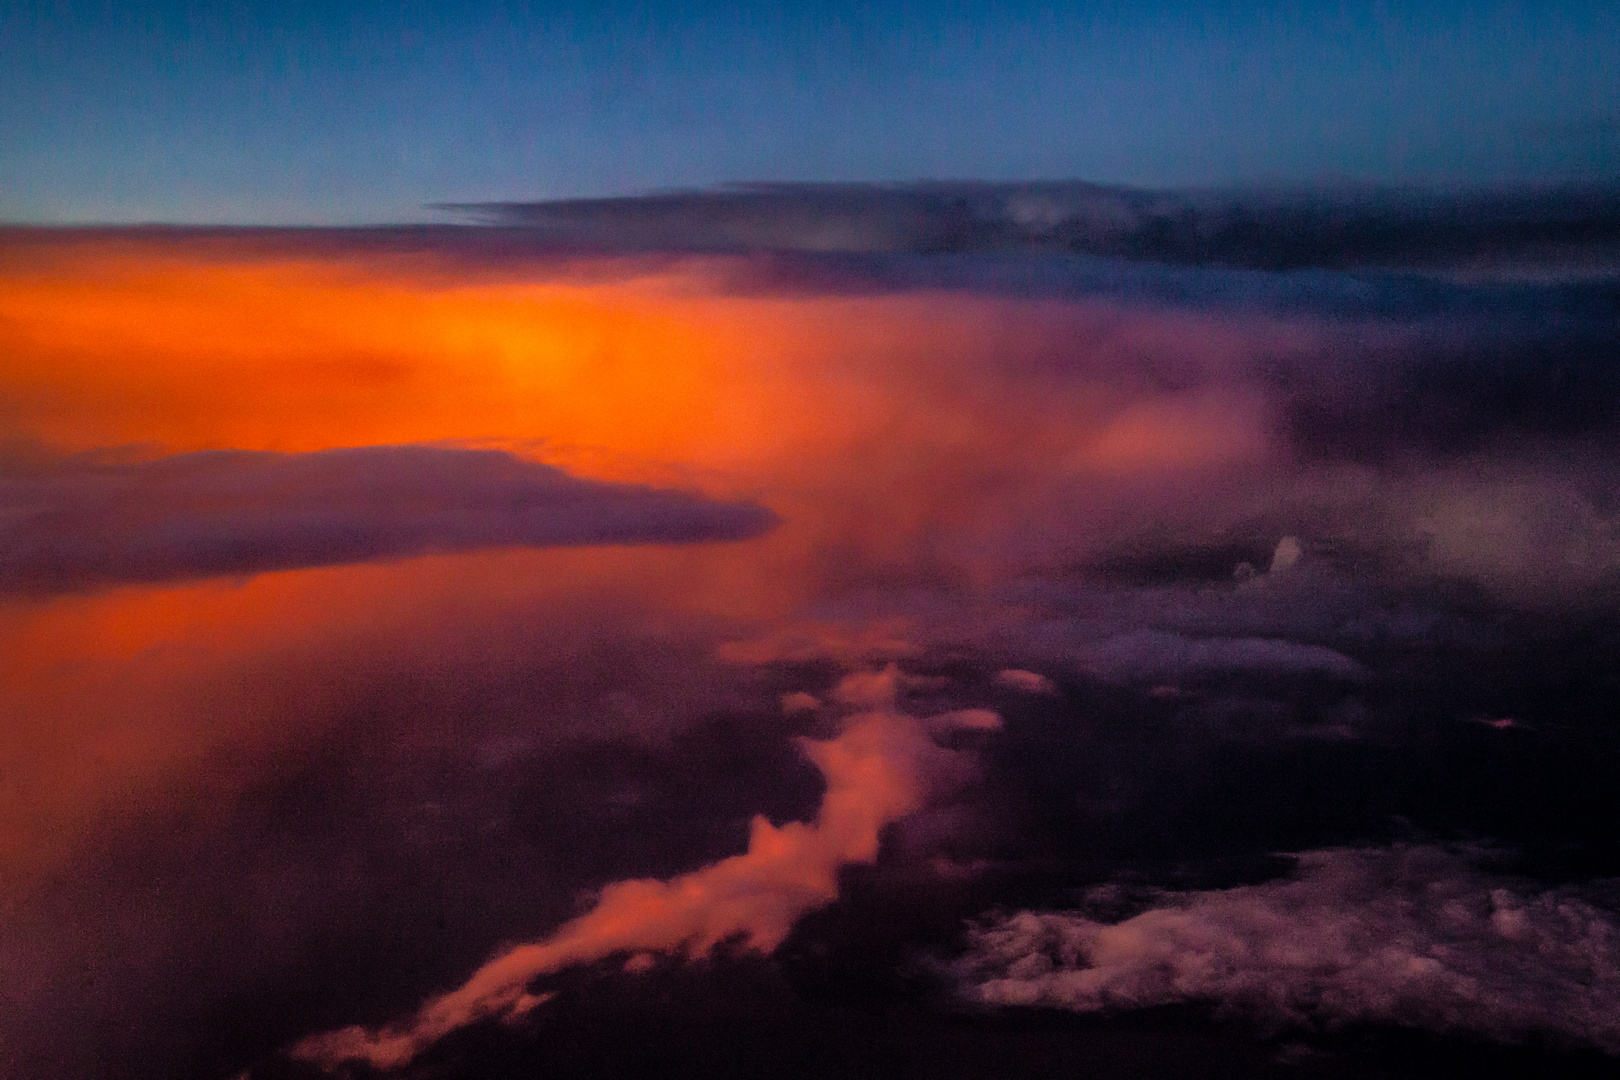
(1078, 631), (1364, 683)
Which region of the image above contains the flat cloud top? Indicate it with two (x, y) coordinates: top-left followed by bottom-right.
(0, 444), (776, 595)
(444, 181), (1620, 274)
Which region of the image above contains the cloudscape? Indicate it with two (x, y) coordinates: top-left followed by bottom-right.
(3, 5), (1619, 1079)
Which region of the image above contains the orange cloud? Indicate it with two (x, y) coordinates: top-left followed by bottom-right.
(0, 235), (1296, 494)
(0, 233), (1311, 906)
(292, 703), (965, 1072)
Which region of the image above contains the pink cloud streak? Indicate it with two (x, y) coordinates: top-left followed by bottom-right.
(294, 695), (972, 1072)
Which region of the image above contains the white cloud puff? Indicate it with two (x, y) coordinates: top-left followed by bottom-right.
(957, 846), (1620, 1052)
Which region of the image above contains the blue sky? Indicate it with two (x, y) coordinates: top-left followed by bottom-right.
(2, 1), (1616, 223)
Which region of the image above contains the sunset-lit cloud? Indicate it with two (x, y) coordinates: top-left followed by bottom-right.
(2, 214), (1618, 1079)
(293, 683), (983, 1072)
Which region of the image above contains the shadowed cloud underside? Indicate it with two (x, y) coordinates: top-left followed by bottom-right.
(0, 444), (777, 595)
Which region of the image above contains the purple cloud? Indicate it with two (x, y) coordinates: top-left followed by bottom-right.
(1078, 630), (1364, 682)
(958, 845), (1620, 1053)
(0, 445), (776, 595)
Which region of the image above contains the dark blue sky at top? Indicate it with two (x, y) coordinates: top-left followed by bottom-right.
(1, 1), (1616, 224)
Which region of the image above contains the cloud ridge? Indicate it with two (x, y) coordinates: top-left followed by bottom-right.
(445, 182), (1620, 273)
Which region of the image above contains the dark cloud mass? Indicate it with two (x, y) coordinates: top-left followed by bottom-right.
(0, 444), (776, 594)
(448, 181), (1620, 273)
(4, 193), (1620, 1080)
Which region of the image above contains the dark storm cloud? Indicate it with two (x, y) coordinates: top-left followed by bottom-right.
(1272, 307), (1620, 463)
(0, 444), (775, 595)
(445, 181), (1620, 273)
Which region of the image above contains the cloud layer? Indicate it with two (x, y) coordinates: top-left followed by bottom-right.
(3, 221), (1618, 1079)
(959, 846), (1620, 1052)
(0, 444), (775, 595)
(448, 182), (1620, 272)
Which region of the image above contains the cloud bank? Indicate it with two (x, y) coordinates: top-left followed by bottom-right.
(445, 181), (1620, 273)
(958, 846), (1620, 1053)
(293, 674), (987, 1073)
(0, 444), (775, 595)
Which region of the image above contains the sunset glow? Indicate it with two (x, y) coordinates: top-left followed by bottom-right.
(6, 7), (1619, 1077)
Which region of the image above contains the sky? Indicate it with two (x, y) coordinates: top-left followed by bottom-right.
(3, 1), (1618, 223)
(4, 6), (1620, 1080)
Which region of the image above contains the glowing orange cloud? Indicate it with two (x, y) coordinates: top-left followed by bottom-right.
(0, 235), (1293, 491)
(291, 681), (989, 1073)
(0, 232), (1304, 908)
